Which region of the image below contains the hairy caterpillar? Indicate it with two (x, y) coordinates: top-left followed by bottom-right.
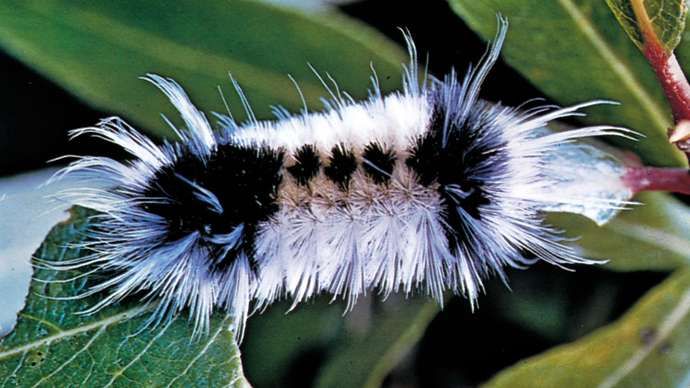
(51, 18), (633, 339)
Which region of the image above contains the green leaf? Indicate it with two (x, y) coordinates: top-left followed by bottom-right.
(484, 268), (690, 387)
(606, 0), (688, 53)
(448, 0), (685, 167)
(0, 168), (77, 337)
(0, 208), (250, 387)
(0, 0), (405, 138)
(243, 299), (344, 387)
(315, 297), (439, 388)
(550, 192), (690, 271)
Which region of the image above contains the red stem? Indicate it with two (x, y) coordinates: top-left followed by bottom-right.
(624, 166), (690, 195)
(632, 0), (690, 162)
(643, 44), (690, 124)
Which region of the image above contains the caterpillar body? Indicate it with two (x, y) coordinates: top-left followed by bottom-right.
(53, 19), (633, 339)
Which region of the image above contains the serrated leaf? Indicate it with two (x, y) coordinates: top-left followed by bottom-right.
(315, 298), (439, 388)
(606, 0), (688, 53)
(484, 268), (690, 387)
(0, 208), (250, 387)
(0, 0), (405, 138)
(550, 192), (690, 272)
(448, 0), (685, 167)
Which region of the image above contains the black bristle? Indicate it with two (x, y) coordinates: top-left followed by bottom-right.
(405, 129), (441, 187)
(362, 142), (396, 184)
(324, 144), (357, 189)
(287, 144), (321, 185)
(141, 142), (284, 271)
(406, 94), (508, 252)
(406, 127), (494, 220)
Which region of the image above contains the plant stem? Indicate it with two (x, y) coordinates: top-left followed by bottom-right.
(642, 43), (690, 124)
(624, 166), (690, 195)
(631, 0), (690, 161)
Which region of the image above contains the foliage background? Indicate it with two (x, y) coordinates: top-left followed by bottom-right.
(0, 0), (688, 387)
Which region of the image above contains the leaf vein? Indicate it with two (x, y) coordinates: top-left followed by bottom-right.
(598, 286), (690, 387)
(20, 2), (326, 107)
(104, 318), (173, 388)
(30, 325), (106, 387)
(17, 313), (63, 334)
(164, 316), (230, 388)
(0, 306), (147, 361)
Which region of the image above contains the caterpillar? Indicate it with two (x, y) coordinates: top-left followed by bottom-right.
(51, 18), (633, 339)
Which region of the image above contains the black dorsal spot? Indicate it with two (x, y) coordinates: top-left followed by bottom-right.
(287, 144), (321, 185)
(324, 144), (357, 189)
(405, 133), (440, 186)
(362, 142), (396, 184)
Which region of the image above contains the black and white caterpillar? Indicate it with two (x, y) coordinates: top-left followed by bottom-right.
(52, 19), (634, 339)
